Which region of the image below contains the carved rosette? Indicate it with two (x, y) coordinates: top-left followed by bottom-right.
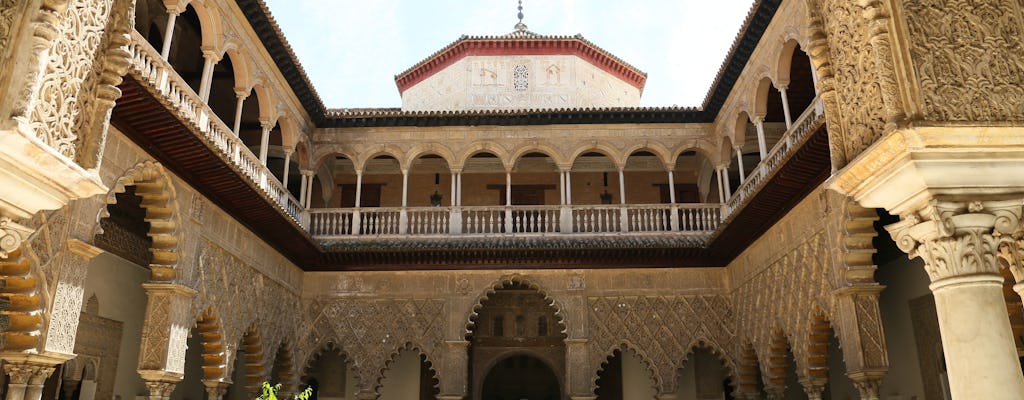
(886, 200), (1022, 283)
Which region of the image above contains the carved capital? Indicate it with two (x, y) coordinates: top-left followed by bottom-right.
(886, 200), (1022, 282)
(848, 371), (885, 400)
(144, 380), (178, 399)
(2, 363), (54, 384)
(203, 380), (232, 399)
(0, 217), (33, 258)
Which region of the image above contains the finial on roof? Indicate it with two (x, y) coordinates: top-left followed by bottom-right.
(515, 0), (528, 31)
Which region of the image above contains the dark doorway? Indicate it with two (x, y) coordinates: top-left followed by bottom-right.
(481, 354), (560, 400)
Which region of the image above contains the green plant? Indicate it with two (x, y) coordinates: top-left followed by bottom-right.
(254, 382), (314, 400)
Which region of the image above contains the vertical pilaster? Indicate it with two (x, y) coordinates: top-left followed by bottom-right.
(137, 284), (197, 386)
(564, 338), (591, 399)
(437, 340), (469, 400)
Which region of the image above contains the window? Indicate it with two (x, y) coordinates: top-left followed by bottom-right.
(515, 315), (526, 336)
(538, 316), (548, 336)
(493, 316), (504, 337)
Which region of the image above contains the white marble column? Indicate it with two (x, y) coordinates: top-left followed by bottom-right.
(304, 171), (315, 208)
(735, 146), (746, 182)
(722, 166), (732, 200)
(197, 48), (220, 103)
(281, 148), (293, 188)
(777, 83), (792, 129)
(504, 170), (513, 233)
(231, 88), (248, 136)
(753, 115), (767, 159)
(298, 172), (309, 206)
(258, 119), (272, 165)
(159, 8), (181, 60)
(566, 170), (573, 205)
(715, 167), (725, 203)
(399, 169), (409, 234)
(887, 201), (1024, 400)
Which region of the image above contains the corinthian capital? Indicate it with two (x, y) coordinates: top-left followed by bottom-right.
(886, 200), (1022, 282)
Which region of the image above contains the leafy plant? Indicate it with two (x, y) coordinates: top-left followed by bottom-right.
(254, 382), (314, 400)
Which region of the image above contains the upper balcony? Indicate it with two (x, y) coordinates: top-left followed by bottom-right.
(110, 0), (830, 270)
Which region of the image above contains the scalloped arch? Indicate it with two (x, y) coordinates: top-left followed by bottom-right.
(590, 342), (661, 396)
(374, 342), (440, 398)
(102, 161), (182, 282)
(463, 274), (568, 339)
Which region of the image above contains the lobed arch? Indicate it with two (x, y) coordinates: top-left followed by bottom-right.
(590, 342), (661, 396)
(508, 143), (567, 170)
(403, 145), (458, 171)
(802, 309), (835, 386)
(301, 341), (365, 390)
(734, 342), (763, 398)
(193, 307), (229, 381)
(455, 143), (512, 171)
(0, 248), (45, 352)
(374, 342), (440, 397)
(464, 274), (568, 339)
(567, 142), (625, 170)
(235, 323), (267, 396)
(621, 142), (673, 169)
(676, 340), (740, 395)
(268, 339), (299, 392)
(758, 328), (791, 396)
(101, 161), (183, 282)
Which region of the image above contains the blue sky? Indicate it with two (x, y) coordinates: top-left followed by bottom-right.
(262, 0), (754, 108)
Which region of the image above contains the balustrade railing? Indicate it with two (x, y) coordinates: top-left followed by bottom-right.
(126, 31), (303, 223)
(724, 96), (824, 219)
(308, 203), (721, 239)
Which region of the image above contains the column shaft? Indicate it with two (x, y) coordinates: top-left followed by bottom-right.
(282, 152), (292, 188)
(231, 94), (245, 136)
(667, 170), (676, 204)
(778, 85), (792, 129)
(160, 12), (178, 60)
(258, 124), (271, 165)
(735, 148), (746, 182)
(754, 117), (768, 159)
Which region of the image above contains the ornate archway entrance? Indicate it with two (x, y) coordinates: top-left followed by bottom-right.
(481, 354), (560, 400)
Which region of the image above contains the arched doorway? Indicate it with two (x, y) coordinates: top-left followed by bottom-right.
(468, 281), (566, 399)
(481, 354), (560, 400)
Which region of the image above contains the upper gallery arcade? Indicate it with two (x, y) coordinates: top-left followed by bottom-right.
(1, 0), (1024, 400)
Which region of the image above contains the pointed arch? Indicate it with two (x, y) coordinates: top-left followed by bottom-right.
(464, 274), (568, 339)
(102, 161), (182, 282)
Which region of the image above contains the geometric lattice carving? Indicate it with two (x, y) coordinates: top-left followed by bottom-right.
(301, 298), (447, 393)
(587, 295), (738, 395)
